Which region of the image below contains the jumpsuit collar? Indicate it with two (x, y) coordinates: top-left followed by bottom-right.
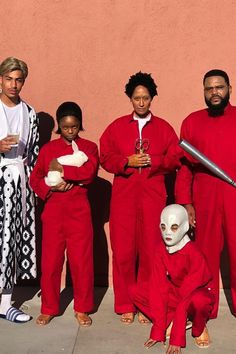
(128, 111), (155, 123)
(59, 135), (80, 147)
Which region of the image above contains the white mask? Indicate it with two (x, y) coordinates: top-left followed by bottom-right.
(160, 204), (190, 252)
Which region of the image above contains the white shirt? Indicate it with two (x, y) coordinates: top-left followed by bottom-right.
(2, 102), (21, 134)
(133, 113), (151, 138)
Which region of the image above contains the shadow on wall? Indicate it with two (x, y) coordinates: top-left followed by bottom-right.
(165, 171), (176, 206)
(35, 112), (56, 284)
(38, 111), (56, 148)
(88, 176), (112, 287)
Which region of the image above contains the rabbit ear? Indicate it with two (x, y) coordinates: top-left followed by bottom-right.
(72, 140), (79, 152)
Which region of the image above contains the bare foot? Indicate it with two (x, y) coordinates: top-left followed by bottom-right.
(138, 312), (150, 325)
(74, 312), (92, 327)
(166, 321), (173, 339)
(120, 312), (135, 324)
(166, 320), (192, 339)
(194, 327), (211, 348)
(36, 314), (54, 325)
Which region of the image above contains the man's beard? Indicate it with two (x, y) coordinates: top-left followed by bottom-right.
(205, 92), (230, 117)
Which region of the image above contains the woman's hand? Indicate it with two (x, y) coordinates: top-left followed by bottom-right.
(127, 153), (151, 168)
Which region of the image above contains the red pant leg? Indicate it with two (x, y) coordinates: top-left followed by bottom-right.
(65, 197), (94, 313)
(110, 203), (137, 313)
(130, 283), (153, 321)
(41, 202), (66, 315)
(193, 176), (224, 318)
(170, 288), (214, 347)
(137, 198), (165, 285)
(110, 191), (165, 314)
(223, 184), (236, 315)
(188, 288), (215, 337)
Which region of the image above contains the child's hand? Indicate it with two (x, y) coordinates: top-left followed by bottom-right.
(51, 181), (73, 192)
(166, 344), (181, 353)
(144, 338), (158, 348)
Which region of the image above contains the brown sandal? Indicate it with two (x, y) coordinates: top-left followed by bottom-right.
(194, 327), (211, 348)
(36, 314), (54, 325)
(74, 312), (92, 327)
(120, 312), (135, 325)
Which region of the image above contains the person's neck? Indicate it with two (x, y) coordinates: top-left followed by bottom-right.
(133, 112), (151, 120)
(0, 93), (20, 107)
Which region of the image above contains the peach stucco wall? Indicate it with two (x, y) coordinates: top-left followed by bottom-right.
(1, 1), (236, 285)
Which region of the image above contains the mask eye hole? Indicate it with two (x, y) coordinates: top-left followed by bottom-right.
(171, 224), (179, 232)
(160, 224), (166, 231)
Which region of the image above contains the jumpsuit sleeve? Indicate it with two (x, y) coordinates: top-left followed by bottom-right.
(148, 125), (182, 177)
(25, 108), (39, 171)
(29, 145), (51, 201)
(178, 248), (212, 300)
(99, 123), (134, 176)
(63, 142), (99, 184)
(170, 247), (212, 347)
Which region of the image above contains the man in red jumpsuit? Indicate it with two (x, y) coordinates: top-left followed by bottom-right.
(132, 204), (214, 353)
(30, 102), (99, 326)
(175, 69), (236, 319)
(100, 72), (181, 323)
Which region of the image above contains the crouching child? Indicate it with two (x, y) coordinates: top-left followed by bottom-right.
(132, 204), (215, 353)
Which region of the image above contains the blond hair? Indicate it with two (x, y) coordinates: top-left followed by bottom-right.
(0, 57), (28, 80)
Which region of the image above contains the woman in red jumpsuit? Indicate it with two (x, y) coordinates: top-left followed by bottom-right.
(30, 102), (98, 326)
(100, 72), (181, 324)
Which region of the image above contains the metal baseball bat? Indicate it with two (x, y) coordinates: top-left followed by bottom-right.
(179, 139), (236, 187)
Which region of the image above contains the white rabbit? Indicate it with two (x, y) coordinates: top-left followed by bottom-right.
(45, 141), (88, 186)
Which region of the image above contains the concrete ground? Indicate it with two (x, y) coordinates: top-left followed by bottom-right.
(0, 287), (234, 354)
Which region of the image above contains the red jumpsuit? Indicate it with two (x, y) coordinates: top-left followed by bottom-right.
(132, 242), (214, 347)
(175, 103), (236, 318)
(100, 113), (180, 313)
(30, 136), (98, 315)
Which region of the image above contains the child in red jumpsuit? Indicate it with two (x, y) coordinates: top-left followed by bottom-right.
(132, 204), (215, 353)
(30, 102), (99, 326)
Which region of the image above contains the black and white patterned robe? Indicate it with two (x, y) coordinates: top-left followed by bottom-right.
(0, 100), (39, 290)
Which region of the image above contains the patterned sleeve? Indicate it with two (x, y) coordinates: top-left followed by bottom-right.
(27, 107), (39, 171)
